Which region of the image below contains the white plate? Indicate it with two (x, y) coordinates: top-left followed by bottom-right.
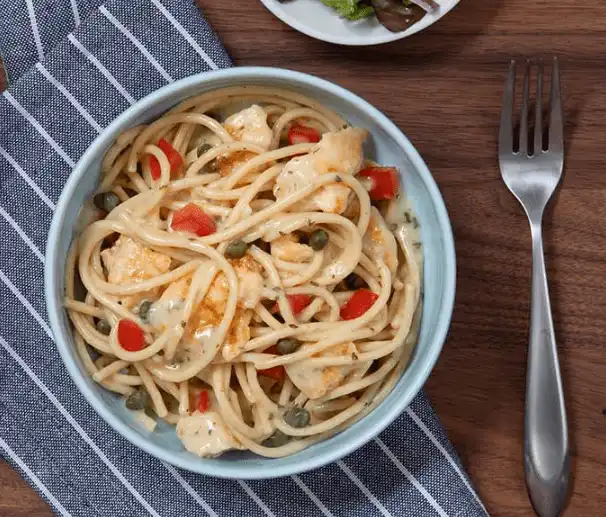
(259, 0), (460, 46)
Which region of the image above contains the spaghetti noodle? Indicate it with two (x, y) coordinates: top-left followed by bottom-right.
(65, 86), (423, 458)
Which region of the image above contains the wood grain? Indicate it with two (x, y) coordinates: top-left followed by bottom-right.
(2, 0), (606, 515)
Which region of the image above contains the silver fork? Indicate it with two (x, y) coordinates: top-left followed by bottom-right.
(499, 59), (569, 517)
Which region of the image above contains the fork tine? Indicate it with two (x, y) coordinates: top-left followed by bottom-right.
(549, 57), (563, 153)
(499, 60), (516, 154)
(519, 61), (530, 155)
(534, 61), (544, 155)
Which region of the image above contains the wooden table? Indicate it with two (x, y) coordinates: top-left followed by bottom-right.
(2, 0), (605, 515)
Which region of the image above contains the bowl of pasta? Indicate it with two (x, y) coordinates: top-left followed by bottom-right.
(45, 67), (455, 478)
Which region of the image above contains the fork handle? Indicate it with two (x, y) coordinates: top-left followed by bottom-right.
(525, 221), (569, 517)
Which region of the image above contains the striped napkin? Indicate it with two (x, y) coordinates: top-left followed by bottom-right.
(0, 1), (488, 516)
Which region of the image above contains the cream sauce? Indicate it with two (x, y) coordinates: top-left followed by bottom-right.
(148, 277), (187, 331)
(383, 194), (423, 270)
(176, 410), (244, 457)
(285, 341), (359, 399)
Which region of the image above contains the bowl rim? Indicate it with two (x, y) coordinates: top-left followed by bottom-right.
(257, 0), (461, 46)
(45, 66), (456, 479)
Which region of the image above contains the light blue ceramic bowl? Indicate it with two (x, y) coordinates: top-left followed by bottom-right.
(45, 67), (456, 479)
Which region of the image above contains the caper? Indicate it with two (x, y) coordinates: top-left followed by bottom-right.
(309, 229), (329, 251)
(96, 319), (111, 335)
(263, 430), (290, 448)
(225, 239), (248, 259)
(138, 300), (152, 322)
(198, 143), (213, 154)
(125, 389), (151, 411)
(283, 407), (310, 428)
(93, 191), (120, 213)
(276, 337), (301, 355)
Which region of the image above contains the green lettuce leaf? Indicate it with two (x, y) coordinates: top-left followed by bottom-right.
(321, 0), (375, 21)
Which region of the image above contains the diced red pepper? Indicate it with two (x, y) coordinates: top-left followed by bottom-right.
(148, 154), (162, 181)
(117, 319), (146, 351)
(358, 166), (400, 200)
(258, 366), (284, 381)
(197, 390), (210, 413)
(147, 138), (183, 180)
(271, 294), (313, 316)
(170, 203), (216, 237)
(340, 289), (379, 321)
(287, 124), (321, 145)
(158, 138), (183, 175)
(287, 294), (313, 314)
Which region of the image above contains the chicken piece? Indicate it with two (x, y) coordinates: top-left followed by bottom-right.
(216, 150), (256, 179)
(285, 341), (359, 399)
(222, 308), (253, 360)
(142, 254), (264, 365)
(307, 128), (367, 176)
(217, 106), (273, 182)
(273, 127), (367, 214)
(101, 236), (172, 284)
(304, 183), (352, 214)
(232, 255), (265, 310)
(198, 255), (264, 311)
(152, 275), (248, 363)
(363, 207), (399, 274)
(182, 258), (262, 360)
(100, 236), (171, 308)
(224, 105), (272, 150)
(271, 234), (314, 263)
(177, 410), (244, 458)
(181, 274), (227, 346)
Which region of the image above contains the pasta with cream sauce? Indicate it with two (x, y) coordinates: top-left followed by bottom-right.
(65, 86), (423, 458)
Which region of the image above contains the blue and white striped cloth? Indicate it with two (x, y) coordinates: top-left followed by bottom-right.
(0, 1), (488, 516)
